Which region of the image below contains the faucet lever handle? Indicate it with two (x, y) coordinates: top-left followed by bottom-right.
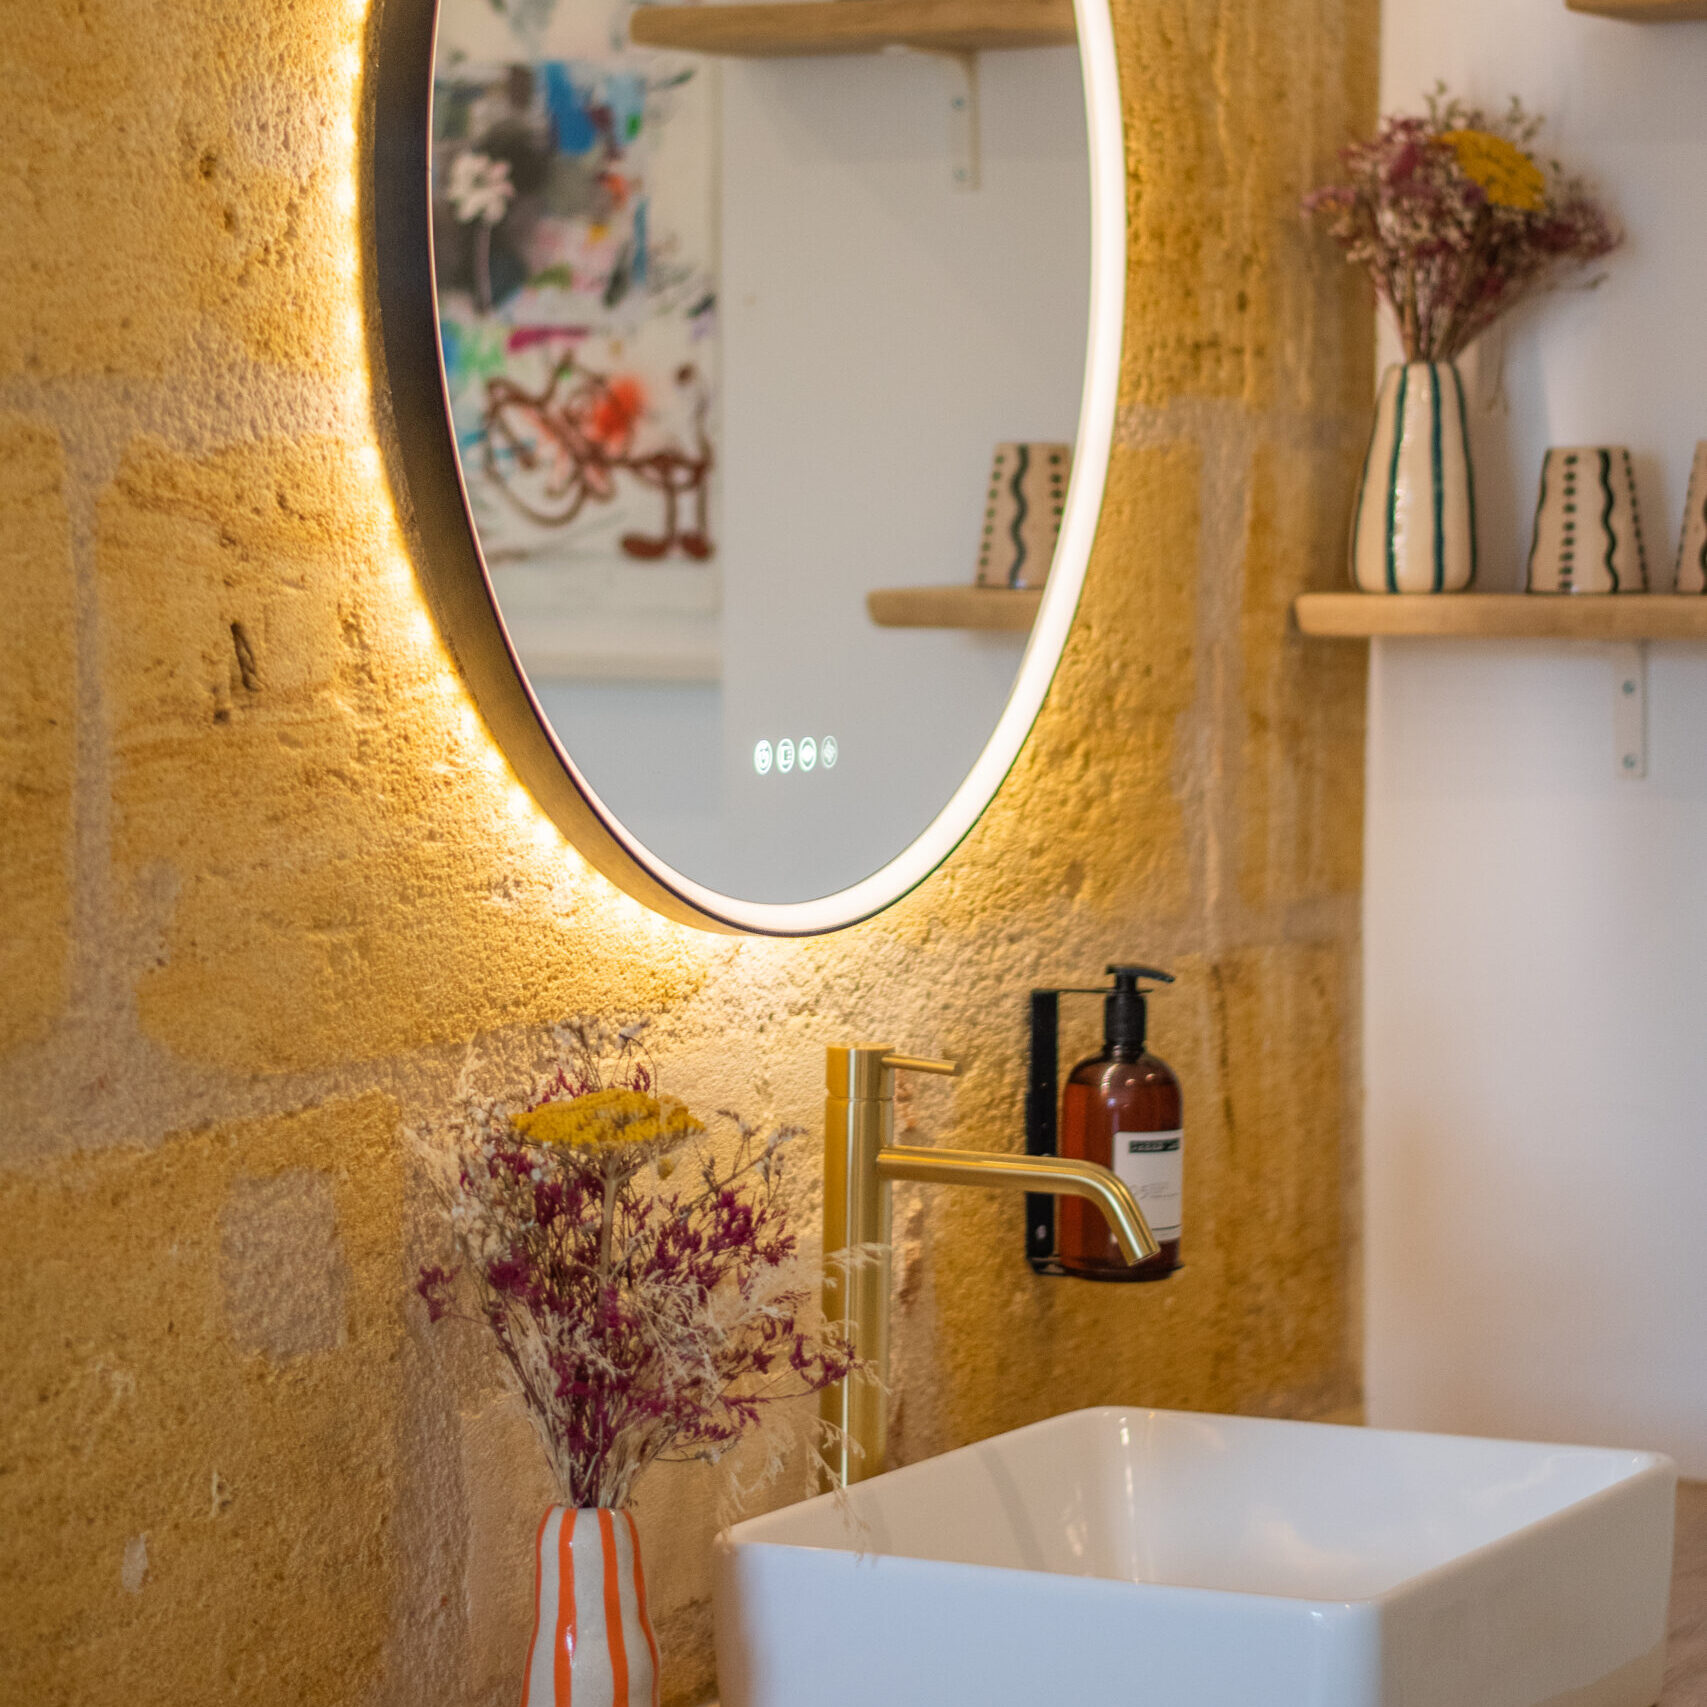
(880, 1053), (958, 1077)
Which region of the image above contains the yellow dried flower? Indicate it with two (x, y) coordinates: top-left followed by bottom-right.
(512, 1087), (702, 1155)
(1440, 129), (1547, 212)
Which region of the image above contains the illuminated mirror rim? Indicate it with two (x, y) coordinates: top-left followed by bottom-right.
(369, 0), (1126, 936)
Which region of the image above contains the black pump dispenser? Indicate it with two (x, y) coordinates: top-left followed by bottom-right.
(1104, 964), (1173, 1054)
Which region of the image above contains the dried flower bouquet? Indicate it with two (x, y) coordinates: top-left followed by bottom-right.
(419, 1022), (857, 1511)
(1305, 89), (1619, 362)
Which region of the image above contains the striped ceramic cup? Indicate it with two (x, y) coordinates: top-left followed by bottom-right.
(975, 442), (1072, 589)
(1527, 447), (1649, 594)
(522, 1508), (660, 1707)
(1674, 441), (1707, 594)
(1349, 361), (1477, 594)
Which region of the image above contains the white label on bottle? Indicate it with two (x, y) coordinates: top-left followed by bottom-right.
(1113, 1129), (1182, 1242)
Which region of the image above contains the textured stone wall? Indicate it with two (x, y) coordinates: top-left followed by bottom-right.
(0, 0), (1374, 1701)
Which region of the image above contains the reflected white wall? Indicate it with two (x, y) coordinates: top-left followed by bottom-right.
(713, 45), (1090, 902)
(577, 45), (1090, 903)
(532, 679), (724, 868)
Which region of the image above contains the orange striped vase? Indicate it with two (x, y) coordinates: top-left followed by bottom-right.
(521, 1508), (660, 1707)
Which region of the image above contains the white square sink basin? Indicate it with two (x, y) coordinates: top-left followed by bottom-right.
(714, 1407), (1675, 1707)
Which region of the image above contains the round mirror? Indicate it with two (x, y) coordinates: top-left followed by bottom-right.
(372, 0), (1124, 933)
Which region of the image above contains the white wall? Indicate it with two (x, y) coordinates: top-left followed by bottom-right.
(1365, 0), (1707, 1473)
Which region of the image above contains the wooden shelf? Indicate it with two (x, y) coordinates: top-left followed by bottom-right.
(1295, 592), (1707, 641)
(867, 585), (1043, 629)
(629, 0), (1076, 57)
(1566, 0), (1707, 19)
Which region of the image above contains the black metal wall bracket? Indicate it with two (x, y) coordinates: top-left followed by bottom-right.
(1024, 989), (1065, 1273)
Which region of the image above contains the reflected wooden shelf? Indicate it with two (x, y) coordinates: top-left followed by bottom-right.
(1294, 592), (1707, 640)
(629, 0), (1076, 57)
(868, 585), (1043, 629)
(1565, 0), (1707, 19)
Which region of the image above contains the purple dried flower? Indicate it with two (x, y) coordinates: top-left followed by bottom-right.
(1303, 87), (1619, 361)
(420, 1018), (860, 1510)
(416, 1264), (459, 1324)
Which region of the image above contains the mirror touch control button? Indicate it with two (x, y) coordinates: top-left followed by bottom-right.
(753, 740), (773, 776)
(798, 738), (818, 772)
(777, 739), (795, 773)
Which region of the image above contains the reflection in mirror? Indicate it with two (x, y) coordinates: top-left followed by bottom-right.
(427, 0), (1096, 912)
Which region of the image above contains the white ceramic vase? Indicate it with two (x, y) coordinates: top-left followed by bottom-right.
(521, 1508), (660, 1707)
(1349, 361), (1477, 593)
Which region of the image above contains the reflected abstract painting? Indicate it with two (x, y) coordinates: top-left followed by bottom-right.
(433, 0), (719, 680)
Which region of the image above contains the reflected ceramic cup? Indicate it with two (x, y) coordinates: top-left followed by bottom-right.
(1674, 441), (1707, 594)
(1526, 446), (1649, 594)
(976, 442), (1072, 589)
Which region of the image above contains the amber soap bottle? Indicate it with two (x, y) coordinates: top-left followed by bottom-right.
(1058, 965), (1181, 1281)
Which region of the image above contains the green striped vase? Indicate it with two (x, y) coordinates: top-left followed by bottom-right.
(1350, 362), (1477, 594)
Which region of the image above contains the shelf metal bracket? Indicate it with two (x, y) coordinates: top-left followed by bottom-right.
(887, 44), (980, 190)
(940, 50), (980, 192)
(1611, 641), (1647, 780)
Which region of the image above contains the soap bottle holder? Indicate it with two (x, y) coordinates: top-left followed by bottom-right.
(1024, 987), (1179, 1278)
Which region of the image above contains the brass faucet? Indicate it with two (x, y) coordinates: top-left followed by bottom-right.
(817, 1044), (1158, 1488)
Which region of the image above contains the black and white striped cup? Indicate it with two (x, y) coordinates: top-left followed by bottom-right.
(1526, 447), (1648, 595)
(1674, 441), (1707, 594)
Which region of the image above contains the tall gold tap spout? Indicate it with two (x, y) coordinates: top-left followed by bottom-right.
(874, 1146), (1157, 1265)
(817, 1044), (1159, 1489)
